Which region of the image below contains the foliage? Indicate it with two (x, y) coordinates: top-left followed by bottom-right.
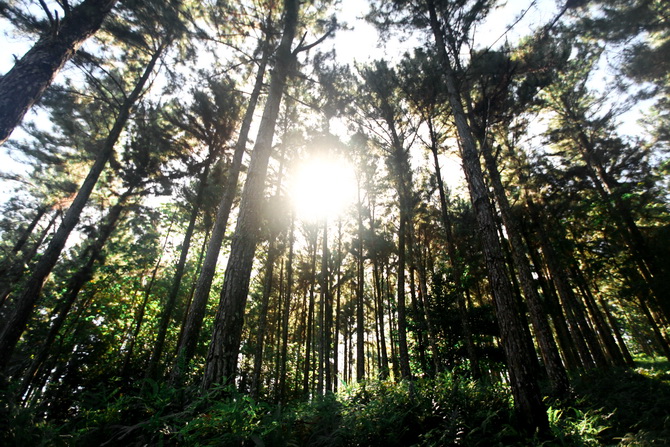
(7, 364), (670, 446)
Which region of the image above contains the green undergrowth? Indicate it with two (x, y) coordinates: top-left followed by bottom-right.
(2, 359), (669, 446)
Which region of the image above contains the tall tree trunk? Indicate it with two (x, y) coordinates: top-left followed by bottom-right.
(120, 211), (176, 379)
(303, 232), (318, 396)
(170, 34), (272, 385)
(561, 99), (668, 318)
(174, 224), (211, 354)
(396, 210), (412, 380)
(278, 214), (295, 402)
(332, 219), (343, 392)
(321, 220), (333, 393)
(428, 119), (480, 379)
(356, 187), (366, 382)
(598, 296), (634, 366)
(480, 142), (569, 397)
(8, 205), (47, 257)
(0, 208), (60, 310)
(0, 44), (165, 371)
(146, 159), (212, 380)
(19, 188), (133, 396)
(201, 0), (300, 386)
(426, 0), (547, 431)
(0, 0), (119, 145)
(251, 240), (278, 398)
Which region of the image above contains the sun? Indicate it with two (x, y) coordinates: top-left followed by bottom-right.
(288, 154), (357, 222)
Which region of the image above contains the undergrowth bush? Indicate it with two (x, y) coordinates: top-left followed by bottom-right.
(3, 358), (670, 446)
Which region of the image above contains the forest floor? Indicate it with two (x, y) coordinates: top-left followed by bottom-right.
(2, 356), (670, 446)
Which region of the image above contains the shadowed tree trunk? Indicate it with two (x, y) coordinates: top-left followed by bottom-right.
(0, 43), (165, 371)
(170, 33), (272, 385)
(0, 0), (119, 145)
(426, 0), (548, 432)
(480, 141), (570, 397)
(146, 158), (213, 380)
(18, 187), (134, 397)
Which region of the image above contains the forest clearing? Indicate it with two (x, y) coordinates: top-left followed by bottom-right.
(0, 0), (669, 445)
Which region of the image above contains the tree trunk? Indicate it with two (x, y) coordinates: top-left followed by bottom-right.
(480, 142), (569, 397)
(146, 159), (212, 380)
(332, 219), (343, 392)
(598, 296), (635, 366)
(428, 119), (480, 379)
(19, 189), (132, 396)
(0, 44), (165, 371)
(0, 0), (119, 145)
(0, 209), (60, 310)
(356, 187), (366, 382)
(201, 0), (300, 386)
(251, 239), (279, 398)
(277, 213), (295, 402)
(426, 0), (548, 432)
(303, 232), (318, 396)
(120, 210), (176, 379)
(170, 34), (272, 384)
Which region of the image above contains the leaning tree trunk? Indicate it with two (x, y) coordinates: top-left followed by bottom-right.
(480, 141), (570, 398)
(0, 208), (60, 310)
(19, 188), (133, 397)
(0, 0), (119, 145)
(202, 0), (299, 389)
(146, 158), (212, 380)
(426, 0), (548, 432)
(0, 44), (165, 371)
(170, 35), (271, 385)
(427, 126), (480, 379)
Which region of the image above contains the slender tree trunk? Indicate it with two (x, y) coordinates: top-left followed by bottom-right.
(637, 295), (670, 359)
(278, 214), (295, 402)
(174, 224), (211, 354)
(572, 265), (626, 366)
(598, 296), (634, 366)
(170, 34), (272, 384)
(19, 189), (132, 396)
(0, 0), (119, 145)
(332, 219), (342, 392)
(121, 211), (176, 378)
(251, 240), (278, 398)
(561, 100), (668, 318)
(396, 210), (412, 380)
(321, 220), (333, 393)
(356, 187), (366, 382)
(426, 0), (547, 431)
(303, 232), (318, 396)
(0, 209), (60, 310)
(0, 44), (165, 371)
(480, 142), (569, 397)
(8, 206), (47, 256)
(428, 121), (480, 379)
(146, 159), (212, 380)
(201, 0), (301, 387)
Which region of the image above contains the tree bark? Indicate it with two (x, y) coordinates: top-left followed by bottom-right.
(170, 32), (272, 385)
(19, 188), (132, 396)
(0, 0), (119, 145)
(356, 186), (366, 382)
(426, 0), (548, 432)
(480, 142), (570, 397)
(146, 159), (212, 381)
(0, 44), (164, 371)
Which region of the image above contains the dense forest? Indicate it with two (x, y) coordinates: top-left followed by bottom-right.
(0, 0), (669, 445)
